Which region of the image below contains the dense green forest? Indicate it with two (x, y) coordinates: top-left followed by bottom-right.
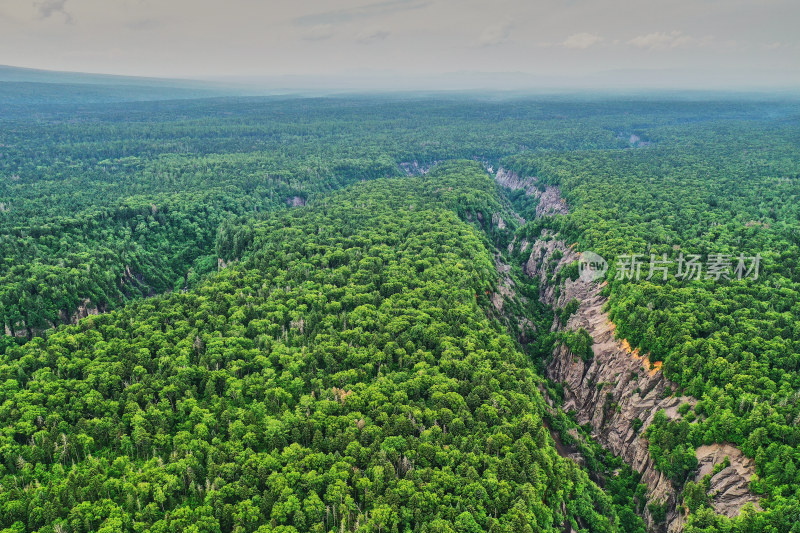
(1, 92), (790, 340)
(0, 162), (637, 532)
(2, 79), (800, 531)
(506, 116), (800, 531)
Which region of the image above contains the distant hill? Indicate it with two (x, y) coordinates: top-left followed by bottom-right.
(0, 65), (249, 105)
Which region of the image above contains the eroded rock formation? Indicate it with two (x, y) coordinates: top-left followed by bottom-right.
(286, 196), (306, 207)
(494, 167), (568, 217)
(495, 168), (760, 532)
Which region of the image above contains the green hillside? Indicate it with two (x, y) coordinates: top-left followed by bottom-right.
(0, 162), (636, 532)
(1, 81), (800, 532)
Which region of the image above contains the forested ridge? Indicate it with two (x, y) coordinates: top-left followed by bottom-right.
(2, 94), (792, 340)
(0, 162), (638, 532)
(2, 82), (800, 532)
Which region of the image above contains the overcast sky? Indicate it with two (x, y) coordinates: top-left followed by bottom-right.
(1, 0), (798, 88)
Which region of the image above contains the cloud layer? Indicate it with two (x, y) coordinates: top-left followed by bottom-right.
(563, 33), (603, 49)
(35, 0), (72, 23)
(628, 31), (701, 50)
(0, 0), (797, 88)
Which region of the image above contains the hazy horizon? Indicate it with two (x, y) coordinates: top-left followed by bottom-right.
(1, 0), (798, 91)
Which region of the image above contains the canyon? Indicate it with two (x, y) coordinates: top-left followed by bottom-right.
(495, 168), (760, 532)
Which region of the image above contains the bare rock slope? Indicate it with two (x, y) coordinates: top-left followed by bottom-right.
(495, 168), (568, 217)
(496, 168), (759, 532)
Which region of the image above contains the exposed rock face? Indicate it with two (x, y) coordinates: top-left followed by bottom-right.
(535, 186), (568, 217)
(617, 132), (653, 148)
(121, 265), (156, 298)
(525, 235), (760, 531)
(399, 160), (439, 176)
(543, 418), (585, 468)
(527, 237), (686, 531)
(494, 168), (568, 218)
(488, 253), (540, 346)
(498, 170), (760, 529)
(4, 322), (26, 338)
(67, 298), (102, 324)
(495, 167), (539, 194)
(491, 255), (516, 312)
(286, 196), (306, 207)
(2, 299), (107, 340)
(695, 445), (761, 517)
